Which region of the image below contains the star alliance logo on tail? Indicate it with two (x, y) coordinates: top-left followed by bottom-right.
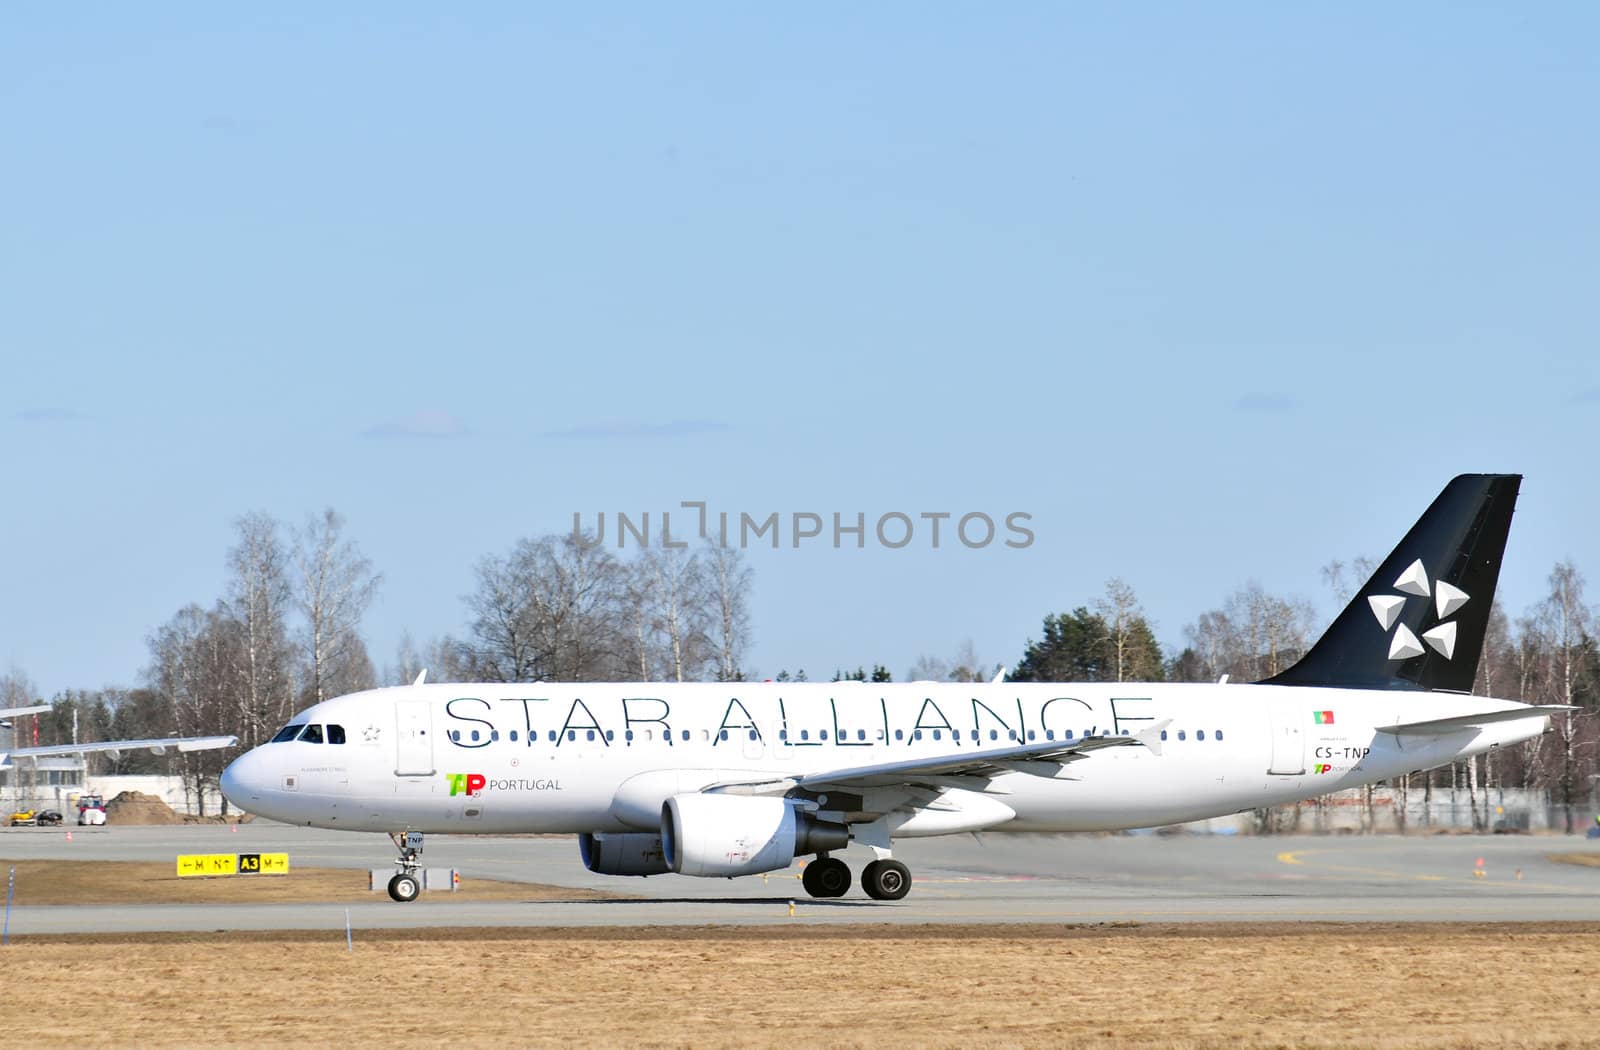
(1367, 558), (1468, 661)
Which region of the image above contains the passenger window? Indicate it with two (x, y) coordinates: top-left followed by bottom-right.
(914, 730), (923, 741)
(1197, 730), (1206, 741)
(298, 724), (324, 744)
(510, 730), (519, 742)
(327, 725), (346, 745)
(1216, 730), (1224, 740)
(932, 730), (941, 741)
(606, 730), (614, 741)
(779, 729), (788, 741)
(587, 730), (596, 742)
(1027, 730), (1036, 741)
(1046, 729), (1056, 741)
(1065, 730), (1075, 740)
(989, 730), (998, 741)
(748, 730), (758, 741)
(625, 730), (634, 742)
(1177, 730), (1187, 741)
(800, 730), (809, 741)
(894, 729), (903, 741)
(272, 724), (304, 743)
(681, 730), (690, 741)
(719, 730), (728, 741)
(568, 730), (576, 742)
(857, 729), (866, 741)
(1160, 730), (1168, 741)
(470, 730), (480, 742)
(548, 730), (557, 742)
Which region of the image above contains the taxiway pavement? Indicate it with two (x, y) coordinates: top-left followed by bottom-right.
(2, 825), (1597, 934)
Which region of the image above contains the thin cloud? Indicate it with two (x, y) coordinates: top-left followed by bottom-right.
(1232, 392), (1298, 414)
(362, 410), (471, 439)
(541, 419), (732, 440)
(1573, 387), (1600, 404)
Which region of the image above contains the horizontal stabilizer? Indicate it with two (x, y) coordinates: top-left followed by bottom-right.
(1378, 706), (1572, 737)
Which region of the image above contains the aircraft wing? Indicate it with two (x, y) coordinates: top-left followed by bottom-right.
(0, 735), (237, 766)
(709, 721), (1169, 795)
(0, 705), (52, 721)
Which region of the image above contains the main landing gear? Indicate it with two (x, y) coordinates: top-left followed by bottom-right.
(386, 830), (423, 903)
(801, 853), (913, 901)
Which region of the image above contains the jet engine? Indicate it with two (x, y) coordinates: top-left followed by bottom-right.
(660, 793), (849, 877)
(578, 832), (672, 876)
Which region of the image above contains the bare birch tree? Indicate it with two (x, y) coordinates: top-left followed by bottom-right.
(225, 512), (294, 747)
(148, 604), (237, 815)
(639, 544), (710, 683)
(1534, 561), (1596, 833)
(292, 509), (382, 704)
(704, 540), (751, 682)
(464, 532), (625, 682)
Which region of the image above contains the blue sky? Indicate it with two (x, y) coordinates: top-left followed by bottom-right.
(3, 6), (1597, 697)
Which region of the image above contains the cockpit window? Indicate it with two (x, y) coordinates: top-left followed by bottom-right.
(271, 724), (305, 743)
(298, 724), (325, 744)
(327, 724), (346, 745)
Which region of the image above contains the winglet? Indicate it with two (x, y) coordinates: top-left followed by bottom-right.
(413, 668), (428, 687)
(1136, 719), (1172, 757)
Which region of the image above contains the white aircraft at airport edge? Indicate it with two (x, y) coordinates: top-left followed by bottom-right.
(0, 704), (235, 771)
(221, 474), (1565, 903)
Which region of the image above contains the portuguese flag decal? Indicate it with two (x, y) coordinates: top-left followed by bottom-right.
(1313, 710), (1335, 725)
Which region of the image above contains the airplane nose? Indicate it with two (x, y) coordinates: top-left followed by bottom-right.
(220, 750), (257, 808)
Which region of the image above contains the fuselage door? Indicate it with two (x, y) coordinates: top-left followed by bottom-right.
(1267, 703), (1306, 775)
(396, 699), (436, 776)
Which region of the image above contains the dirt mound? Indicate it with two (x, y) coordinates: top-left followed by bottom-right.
(104, 791), (184, 826)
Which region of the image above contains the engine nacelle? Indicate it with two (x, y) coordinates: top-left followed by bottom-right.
(660, 793), (849, 877)
(578, 832), (671, 876)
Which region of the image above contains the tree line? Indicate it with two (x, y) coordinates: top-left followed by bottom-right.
(4, 517), (1596, 825)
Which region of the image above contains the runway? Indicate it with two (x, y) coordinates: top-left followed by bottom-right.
(3, 824), (1598, 935)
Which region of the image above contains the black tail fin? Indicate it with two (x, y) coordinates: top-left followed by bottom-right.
(1262, 473), (1521, 693)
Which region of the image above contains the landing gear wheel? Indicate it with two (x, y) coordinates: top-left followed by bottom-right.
(801, 856), (852, 898)
(862, 859), (911, 901)
(387, 872), (421, 902)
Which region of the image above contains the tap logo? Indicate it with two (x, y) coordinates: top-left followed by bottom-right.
(1367, 558), (1469, 662)
(448, 773), (487, 797)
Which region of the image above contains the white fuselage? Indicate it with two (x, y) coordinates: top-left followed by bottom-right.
(219, 681), (1547, 836)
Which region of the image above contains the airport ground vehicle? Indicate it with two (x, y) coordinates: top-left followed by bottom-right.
(6, 808), (64, 827)
(77, 793), (107, 825)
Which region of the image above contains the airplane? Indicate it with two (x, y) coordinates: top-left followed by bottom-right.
(220, 474), (1567, 903)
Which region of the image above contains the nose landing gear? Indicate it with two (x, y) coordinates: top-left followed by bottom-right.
(386, 830), (423, 903)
